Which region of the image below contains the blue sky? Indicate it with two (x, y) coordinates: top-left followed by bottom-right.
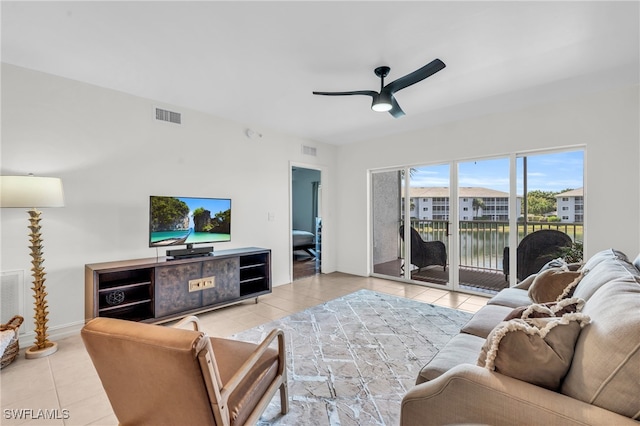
(175, 197), (231, 227)
(409, 150), (583, 194)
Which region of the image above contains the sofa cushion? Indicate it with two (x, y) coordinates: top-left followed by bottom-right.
(477, 309), (590, 390)
(579, 248), (628, 271)
(573, 250), (639, 301)
(561, 278), (640, 418)
(486, 287), (532, 309)
(527, 269), (583, 303)
(460, 304), (515, 338)
(416, 333), (485, 384)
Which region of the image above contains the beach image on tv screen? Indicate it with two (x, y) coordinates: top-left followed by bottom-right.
(149, 196), (231, 247)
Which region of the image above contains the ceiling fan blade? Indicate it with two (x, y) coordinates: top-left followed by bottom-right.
(389, 97), (405, 118)
(313, 90), (378, 98)
(383, 59), (446, 95)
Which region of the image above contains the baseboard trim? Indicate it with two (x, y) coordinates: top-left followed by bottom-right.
(17, 321), (85, 349)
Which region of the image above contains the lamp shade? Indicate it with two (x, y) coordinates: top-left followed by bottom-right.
(0, 175), (65, 208)
(371, 93), (393, 112)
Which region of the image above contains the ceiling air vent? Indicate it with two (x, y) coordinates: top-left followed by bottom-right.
(302, 145), (317, 156)
(155, 107), (181, 124)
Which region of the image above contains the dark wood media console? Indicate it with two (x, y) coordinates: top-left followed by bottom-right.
(84, 247), (271, 323)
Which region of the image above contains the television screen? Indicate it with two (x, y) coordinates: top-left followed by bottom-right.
(149, 196), (231, 247)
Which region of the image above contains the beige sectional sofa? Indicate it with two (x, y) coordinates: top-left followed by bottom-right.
(401, 248), (640, 425)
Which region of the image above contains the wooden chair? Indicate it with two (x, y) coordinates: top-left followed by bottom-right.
(81, 316), (288, 426)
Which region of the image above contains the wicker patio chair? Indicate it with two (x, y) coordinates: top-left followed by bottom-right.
(503, 229), (573, 281)
(400, 225), (447, 272)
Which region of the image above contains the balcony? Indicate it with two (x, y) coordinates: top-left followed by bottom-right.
(388, 219), (582, 294)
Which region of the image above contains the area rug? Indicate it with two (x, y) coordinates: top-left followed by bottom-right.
(232, 289), (472, 425)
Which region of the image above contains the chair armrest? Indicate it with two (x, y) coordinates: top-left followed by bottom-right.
(172, 315), (202, 331)
(220, 329), (286, 399)
(401, 364), (637, 426)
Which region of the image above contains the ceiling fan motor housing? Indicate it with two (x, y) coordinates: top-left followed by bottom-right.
(374, 66), (390, 78)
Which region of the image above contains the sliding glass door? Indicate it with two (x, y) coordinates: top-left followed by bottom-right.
(371, 170), (403, 279)
(370, 148), (584, 293)
(457, 158), (511, 293)
(371, 166), (451, 288)
(513, 150), (584, 282)
(403, 165), (451, 287)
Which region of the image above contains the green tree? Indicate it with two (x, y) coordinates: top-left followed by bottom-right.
(523, 190), (557, 215)
(150, 197), (189, 231)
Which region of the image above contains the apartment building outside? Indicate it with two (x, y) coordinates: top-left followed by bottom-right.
(556, 187), (584, 223)
(405, 187), (523, 221)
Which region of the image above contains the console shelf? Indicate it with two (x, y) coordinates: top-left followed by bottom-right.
(85, 247), (271, 323)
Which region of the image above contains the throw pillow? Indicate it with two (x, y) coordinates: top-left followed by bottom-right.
(527, 269), (583, 303)
(503, 297), (585, 321)
(477, 309), (590, 390)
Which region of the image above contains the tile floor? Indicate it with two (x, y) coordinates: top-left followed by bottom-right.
(0, 272), (489, 426)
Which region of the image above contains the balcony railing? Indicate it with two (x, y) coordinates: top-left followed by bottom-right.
(410, 219), (583, 272)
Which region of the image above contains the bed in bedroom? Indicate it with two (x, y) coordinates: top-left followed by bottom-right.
(292, 229), (316, 257)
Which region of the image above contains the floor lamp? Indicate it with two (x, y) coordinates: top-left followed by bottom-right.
(1, 174), (65, 358)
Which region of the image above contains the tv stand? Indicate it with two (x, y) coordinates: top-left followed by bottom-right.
(85, 247), (271, 323)
(166, 245), (213, 259)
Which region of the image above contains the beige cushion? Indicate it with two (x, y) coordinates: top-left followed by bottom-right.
(528, 269), (582, 303)
(573, 253), (639, 301)
(562, 278), (640, 418)
(460, 304), (514, 338)
(477, 301), (590, 390)
(416, 333), (485, 384)
(486, 287), (533, 308)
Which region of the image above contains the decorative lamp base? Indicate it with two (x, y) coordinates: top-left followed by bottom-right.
(25, 341), (58, 359)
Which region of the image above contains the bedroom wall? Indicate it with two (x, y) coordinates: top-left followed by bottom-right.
(0, 64), (338, 339)
(292, 167), (321, 233)
(335, 85), (640, 276)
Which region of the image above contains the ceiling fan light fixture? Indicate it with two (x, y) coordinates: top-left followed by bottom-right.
(313, 58), (445, 117)
(371, 93), (392, 112)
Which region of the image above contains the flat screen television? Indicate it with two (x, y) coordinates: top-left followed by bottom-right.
(149, 196), (231, 248)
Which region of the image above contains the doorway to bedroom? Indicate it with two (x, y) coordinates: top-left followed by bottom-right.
(292, 166), (322, 280)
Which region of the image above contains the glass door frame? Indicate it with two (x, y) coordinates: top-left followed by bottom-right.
(370, 165), (455, 291)
(370, 157), (512, 294)
(370, 148), (584, 294)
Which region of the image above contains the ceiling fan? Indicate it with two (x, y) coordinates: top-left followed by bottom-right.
(313, 58), (445, 118)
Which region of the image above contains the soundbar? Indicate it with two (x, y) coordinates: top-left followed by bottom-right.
(166, 246), (214, 259)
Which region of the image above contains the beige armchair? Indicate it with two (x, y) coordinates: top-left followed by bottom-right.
(81, 316), (288, 426)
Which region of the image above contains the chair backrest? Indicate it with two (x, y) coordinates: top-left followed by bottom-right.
(399, 225), (447, 270)
(82, 317), (218, 426)
(516, 229), (573, 280)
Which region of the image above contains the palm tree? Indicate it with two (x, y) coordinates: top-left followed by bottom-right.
(472, 198), (485, 219)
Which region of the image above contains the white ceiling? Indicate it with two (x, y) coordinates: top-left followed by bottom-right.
(2, 1), (638, 145)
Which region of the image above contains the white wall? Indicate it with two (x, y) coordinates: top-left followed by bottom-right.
(336, 86), (640, 276)
(1, 64), (338, 339)
(3, 63), (639, 341)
